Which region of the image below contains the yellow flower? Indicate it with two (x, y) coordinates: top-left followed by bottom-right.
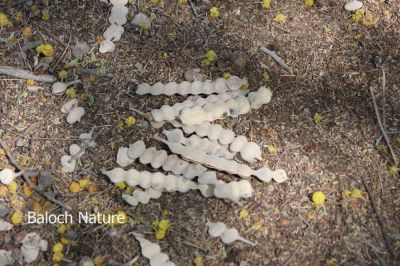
(273, 12), (287, 24)
(341, 190), (352, 198)
(305, 0), (314, 7)
(240, 82), (249, 91)
(150, 0), (159, 3)
(306, 211), (314, 220)
(239, 209), (249, 218)
(325, 258), (338, 266)
(22, 26), (32, 38)
(118, 121), (124, 131)
(23, 185), (33, 197)
(79, 179), (90, 189)
(350, 188), (363, 199)
(314, 113), (323, 123)
(52, 252), (64, 262)
(152, 220), (160, 227)
(223, 73), (231, 79)
(194, 256), (204, 266)
(65, 87), (77, 98)
(52, 242), (64, 253)
(178, 0), (188, 5)
(261, 0), (271, 9)
(383, 10), (390, 18)
(115, 182), (127, 190)
(57, 224), (68, 234)
(60, 237), (70, 245)
(352, 8), (365, 23)
(155, 228), (167, 240)
(11, 210), (23, 224)
(158, 219), (170, 230)
(15, 11), (24, 22)
(389, 165), (400, 174)
(36, 44), (54, 57)
(26, 79), (36, 86)
(206, 50), (217, 62)
(267, 145), (278, 154)
(8, 181), (18, 194)
(312, 191), (326, 207)
(263, 72), (270, 82)
(0, 13), (13, 27)
(94, 256), (105, 266)
(41, 10), (50, 21)
(209, 7), (219, 19)
(69, 182), (80, 193)
(353, 33), (362, 41)
(362, 13), (379, 28)
(58, 70), (69, 79)
(125, 116), (137, 127)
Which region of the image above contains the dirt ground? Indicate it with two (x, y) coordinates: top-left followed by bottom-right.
(0, 0), (399, 265)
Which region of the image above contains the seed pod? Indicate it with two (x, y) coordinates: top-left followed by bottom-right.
(206, 222), (255, 246)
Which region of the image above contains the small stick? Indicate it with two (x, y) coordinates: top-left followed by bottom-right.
(260, 46), (293, 75)
(0, 138), (71, 211)
(0, 65), (56, 82)
(369, 84), (398, 167)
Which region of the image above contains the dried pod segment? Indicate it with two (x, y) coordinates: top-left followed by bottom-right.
(61, 144), (85, 173)
(136, 76), (247, 96)
(99, 0), (128, 53)
(172, 121), (263, 163)
(122, 188), (162, 206)
(131, 232), (176, 266)
(157, 138), (288, 183)
(247, 86), (272, 110)
(0, 168), (23, 185)
(171, 121), (235, 145)
(116, 141), (207, 180)
(102, 167), (199, 193)
(213, 180), (253, 203)
(206, 222), (256, 246)
(163, 129), (234, 159)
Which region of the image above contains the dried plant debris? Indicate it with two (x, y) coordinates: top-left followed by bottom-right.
(207, 222), (256, 245)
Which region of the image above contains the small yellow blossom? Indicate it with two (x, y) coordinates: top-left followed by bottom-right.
(350, 188), (362, 199)
(69, 182), (80, 193)
(273, 12), (287, 24)
(23, 185), (33, 198)
(261, 0), (271, 9)
(305, 0), (314, 7)
(383, 10), (390, 18)
(0, 13), (13, 27)
(389, 166), (399, 174)
(65, 87), (77, 98)
(239, 209), (250, 218)
(341, 190), (352, 198)
(240, 82), (249, 91)
(41, 10), (50, 21)
(52, 242), (64, 253)
(312, 191), (326, 207)
(52, 252), (64, 262)
(57, 224), (68, 234)
(206, 50), (217, 62)
(353, 33), (362, 41)
(178, 0), (188, 5)
(11, 210), (23, 224)
(150, 0), (159, 3)
(263, 72), (270, 82)
(352, 9), (365, 23)
(26, 79), (36, 86)
(94, 256), (105, 266)
(155, 228), (167, 240)
(8, 181), (18, 194)
(158, 219), (170, 230)
(194, 256), (204, 266)
(125, 116), (137, 127)
(209, 7), (219, 19)
(267, 145), (278, 154)
(314, 113), (323, 123)
(15, 11), (24, 22)
(325, 258), (339, 266)
(362, 13), (379, 27)
(115, 182), (127, 190)
(306, 211), (314, 220)
(22, 26), (32, 38)
(223, 73), (232, 79)
(58, 70), (69, 79)
(36, 44), (54, 57)
(60, 237), (70, 245)
(79, 179), (90, 189)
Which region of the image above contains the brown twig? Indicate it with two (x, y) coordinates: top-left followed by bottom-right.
(369, 74), (398, 167)
(260, 46), (294, 75)
(0, 138), (72, 211)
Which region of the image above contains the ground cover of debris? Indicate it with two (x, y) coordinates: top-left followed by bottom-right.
(0, 0), (399, 265)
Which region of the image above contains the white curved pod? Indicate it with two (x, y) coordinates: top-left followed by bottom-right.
(122, 188), (162, 206)
(206, 222), (255, 246)
(163, 129), (234, 159)
(213, 180), (253, 203)
(157, 138), (288, 183)
(247, 87), (272, 110)
(136, 76), (247, 96)
(131, 233), (176, 266)
(103, 24), (124, 42)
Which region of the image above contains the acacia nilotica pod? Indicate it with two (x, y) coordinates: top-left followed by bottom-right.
(102, 167), (200, 193)
(247, 86), (272, 110)
(157, 138), (288, 183)
(131, 232), (176, 266)
(213, 180), (253, 203)
(163, 129), (234, 159)
(122, 188), (162, 206)
(116, 141), (207, 180)
(0, 168), (23, 185)
(66, 106), (85, 124)
(136, 76), (247, 96)
(60, 144), (85, 173)
(99, 0), (128, 53)
(206, 222), (256, 246)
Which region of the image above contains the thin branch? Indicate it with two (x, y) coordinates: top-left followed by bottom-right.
(0, 66), (56, 82)
(370, 83), (398, 167)
(260, 46), (293, 75)
(0, 138), (72, 211)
